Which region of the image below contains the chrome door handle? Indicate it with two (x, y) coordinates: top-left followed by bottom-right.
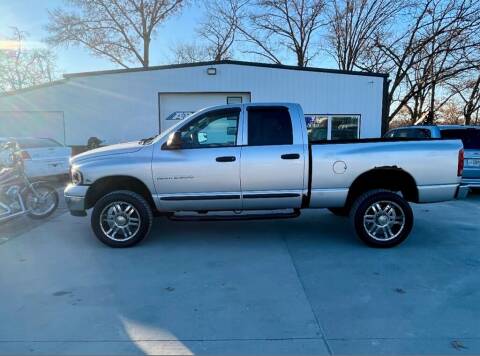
(216, 156), (236, 162)
(281, 153), (300, 160)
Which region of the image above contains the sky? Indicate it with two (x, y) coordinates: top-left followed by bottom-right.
(0, 0), (205, 75)
(0, 0), (338, 77)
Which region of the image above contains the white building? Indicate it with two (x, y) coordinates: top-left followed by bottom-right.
(0, 60), (388, 148)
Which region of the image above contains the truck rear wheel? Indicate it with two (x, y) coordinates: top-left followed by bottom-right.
(350, 189), (413, 248)
(91, 190), (153, 248)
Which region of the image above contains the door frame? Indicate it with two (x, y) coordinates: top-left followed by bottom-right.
(157, 91), (251, 132)
(239, 104), (307, 209)
(152, 106), (246, 211)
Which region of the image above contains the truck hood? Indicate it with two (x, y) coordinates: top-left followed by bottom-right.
(72, 141), (144, 163)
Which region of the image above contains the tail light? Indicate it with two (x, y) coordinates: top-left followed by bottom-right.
(20, 150), (31, 159)
(458, 148), (464, 177)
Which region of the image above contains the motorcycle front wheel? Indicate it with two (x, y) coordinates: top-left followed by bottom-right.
(25, 182), (59, 219)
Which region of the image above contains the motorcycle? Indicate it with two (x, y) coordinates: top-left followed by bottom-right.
(0, 141), (59, 223)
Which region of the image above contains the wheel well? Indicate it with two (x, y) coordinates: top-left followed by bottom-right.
(345, 168), (418, 207)
(85, 176), (156, 211)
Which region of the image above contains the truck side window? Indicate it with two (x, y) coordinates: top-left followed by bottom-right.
(247, 107), (293, 146)
(390, 129), (431, 139)
(417, 129), (431, 138)
(178, 109), (239, 148)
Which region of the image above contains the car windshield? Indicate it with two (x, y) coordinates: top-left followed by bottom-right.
(441, 129), (480, 149)
(14, 138), (62, 148)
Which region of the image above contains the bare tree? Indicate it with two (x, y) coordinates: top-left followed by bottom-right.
(46, 0), (186, 68)
(446, 43), (480, 125)
(449, 71), (480, 124)
(232, 0), (326, 66)
(327, 0), (404, 71)
(198, 0), (238, 61)
(368, 0), (480, 128)
(0, 28), (57, 92)
(437, 99), (464, 124)
(172, 43), (209, 63)
(401, 41), (470, 123)
(172, 0), (239, 63)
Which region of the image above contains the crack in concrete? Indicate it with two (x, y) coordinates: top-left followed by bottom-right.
(281, 235), (334, 355)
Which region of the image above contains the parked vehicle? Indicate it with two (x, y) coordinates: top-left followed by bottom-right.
(0, 141), (59, 223)
(384, 125), (480, 189)
(0, 137), (71, 179)
(65, 103), (467, 248)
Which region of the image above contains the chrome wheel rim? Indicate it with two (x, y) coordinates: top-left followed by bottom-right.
(100, 202), (141, 242)
(363, 200), (405, 242)
(27, 187), (57, 216)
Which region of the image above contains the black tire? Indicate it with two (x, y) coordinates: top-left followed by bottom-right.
(350, 189), (413, 248)
(91, 190), (153, 248)
(25, 182), (59, 219)
(328, 207), (350, 216)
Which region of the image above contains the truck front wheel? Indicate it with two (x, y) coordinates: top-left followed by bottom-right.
(91, 190), (153, 248)
(350, 189), (413, 248)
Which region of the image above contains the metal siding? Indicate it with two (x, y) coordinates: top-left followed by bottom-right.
(0, 64), (383, 145)
(0, 111), (65, 144)
(158, 92), (251, 131)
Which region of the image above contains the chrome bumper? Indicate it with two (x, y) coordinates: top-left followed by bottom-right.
(64, 184), (89, 216)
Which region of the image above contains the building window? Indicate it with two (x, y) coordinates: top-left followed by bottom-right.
(305, 115), (360, 141)
(227, 96), (242, 104)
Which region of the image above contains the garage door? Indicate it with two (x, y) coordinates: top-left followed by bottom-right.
(159, 92), (251, 132)
(0, 111), (65, 144)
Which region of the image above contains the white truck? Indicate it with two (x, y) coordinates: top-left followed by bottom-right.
(65, 103), (467, 248)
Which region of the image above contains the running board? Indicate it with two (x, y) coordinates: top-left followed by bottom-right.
(168, 209), (301, 222)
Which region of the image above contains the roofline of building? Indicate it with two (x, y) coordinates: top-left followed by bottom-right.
(0, 60), (388, 98)
(63, 60), (388, 79)
(0, 79), (69, 98)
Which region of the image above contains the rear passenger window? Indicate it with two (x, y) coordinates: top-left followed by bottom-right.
(247, 107), (293, 146)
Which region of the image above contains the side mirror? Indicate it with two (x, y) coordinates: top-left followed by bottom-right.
(162, 131), (183, 150)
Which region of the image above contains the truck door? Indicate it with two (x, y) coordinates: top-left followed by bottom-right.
(240, 106), (306, 209)
(152, 108), (242, 211)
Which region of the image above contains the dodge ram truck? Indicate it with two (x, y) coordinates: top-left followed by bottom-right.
(65, 103), (468, 248)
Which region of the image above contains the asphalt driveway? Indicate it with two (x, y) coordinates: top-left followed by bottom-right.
(0, 193), (479, 355)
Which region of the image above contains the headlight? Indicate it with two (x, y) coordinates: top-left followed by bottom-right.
(71, 168), (83, 185)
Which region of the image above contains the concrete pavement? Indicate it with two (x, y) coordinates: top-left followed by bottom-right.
(0, 193), (479, 355)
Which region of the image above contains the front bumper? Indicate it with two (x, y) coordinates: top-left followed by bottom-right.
(64, 184), (89, 216)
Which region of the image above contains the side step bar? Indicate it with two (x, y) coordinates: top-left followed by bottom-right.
(168, 209), (301, 222)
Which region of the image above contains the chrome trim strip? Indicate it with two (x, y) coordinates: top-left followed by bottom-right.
(160, 194), (241, 201)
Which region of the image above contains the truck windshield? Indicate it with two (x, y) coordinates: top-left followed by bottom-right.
(441, 129), (480, 149)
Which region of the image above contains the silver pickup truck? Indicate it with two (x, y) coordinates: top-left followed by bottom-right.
(65, 103), (467, 248)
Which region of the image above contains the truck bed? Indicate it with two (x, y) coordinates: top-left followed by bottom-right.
(307, 138), (463, 208)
